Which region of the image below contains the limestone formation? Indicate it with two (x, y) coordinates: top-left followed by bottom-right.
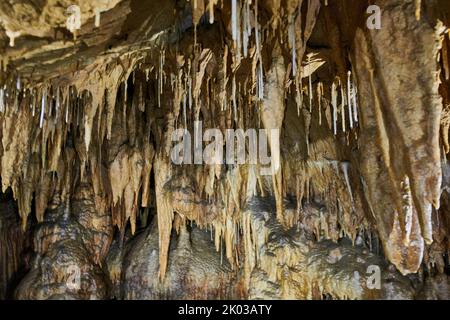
(0, 0), (449, 300)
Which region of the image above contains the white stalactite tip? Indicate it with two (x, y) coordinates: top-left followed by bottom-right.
(347, 71), (353, 129)
(66, 5), (82, 36)
(0, 88), (4, 113)
(232, 0), (238, 41)
(332, 81), (337, 135)
(340, 80), (345, 133)
(6, 30), (21, 47)
(39, 92), (46, 129)
(95, 8), (102, 28)
(352, 77), (358, 123)
(288, 23), (296, 77)
(209, 0), (215, 24)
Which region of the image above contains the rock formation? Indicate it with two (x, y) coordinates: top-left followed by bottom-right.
(0, 0), (449, 300)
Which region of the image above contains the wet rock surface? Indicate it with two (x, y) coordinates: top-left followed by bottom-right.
(113, 220), (244, 300)
(14, 183), (112, 300)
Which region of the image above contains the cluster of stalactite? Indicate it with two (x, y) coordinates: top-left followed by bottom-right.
(0, 0), (449, 299)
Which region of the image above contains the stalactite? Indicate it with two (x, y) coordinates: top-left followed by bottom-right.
(340, 161), (353, 205)
(242, 0), (251, 58)
(347, 71), (353, 129)
(0, 87), (4, 113)
(303, 108), (311, 156)
(236, 0), (242, 63)
(158, 49), (166, 109)
(340, 79), (345, 133)
(183, 84), (187, 128)
(66, 5), (81, 40)
(317, 82), (323, 125)
(257, 61), (264, 100)
(1, 0), (447, 298)
(232, 75), (237, 123)
(308, 54), (313, 112)
(188, 61), (193, 112)
(260, 43), (286, 223)
(209, 0), (216, 24)
(415, 0), (421, 21)
(295, 78), (302, 116)
(442, 34), (450, 81)
(242, 18), (249, 58)
(253, 0), (265, 102)
(39, 89), (46, 129)
(232, 0), (238, 42)
(289, 22), (297, 77)
(332, 80), (337, 135)
(95, 8), (102, 27)
(351, 76), (358, 124)
(401, 175), (414, 245)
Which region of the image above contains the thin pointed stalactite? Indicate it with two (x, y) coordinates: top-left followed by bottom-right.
(340, 79), (345, 133)
(332, 80), (337, 135)
(289, 21), (297, 77)
(317, 82), (323, 125)
(39, 89), (46, 129)
(308, 54), (313, 112)
(347, 71), (353, 129)
(352, 76), (359, 124)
